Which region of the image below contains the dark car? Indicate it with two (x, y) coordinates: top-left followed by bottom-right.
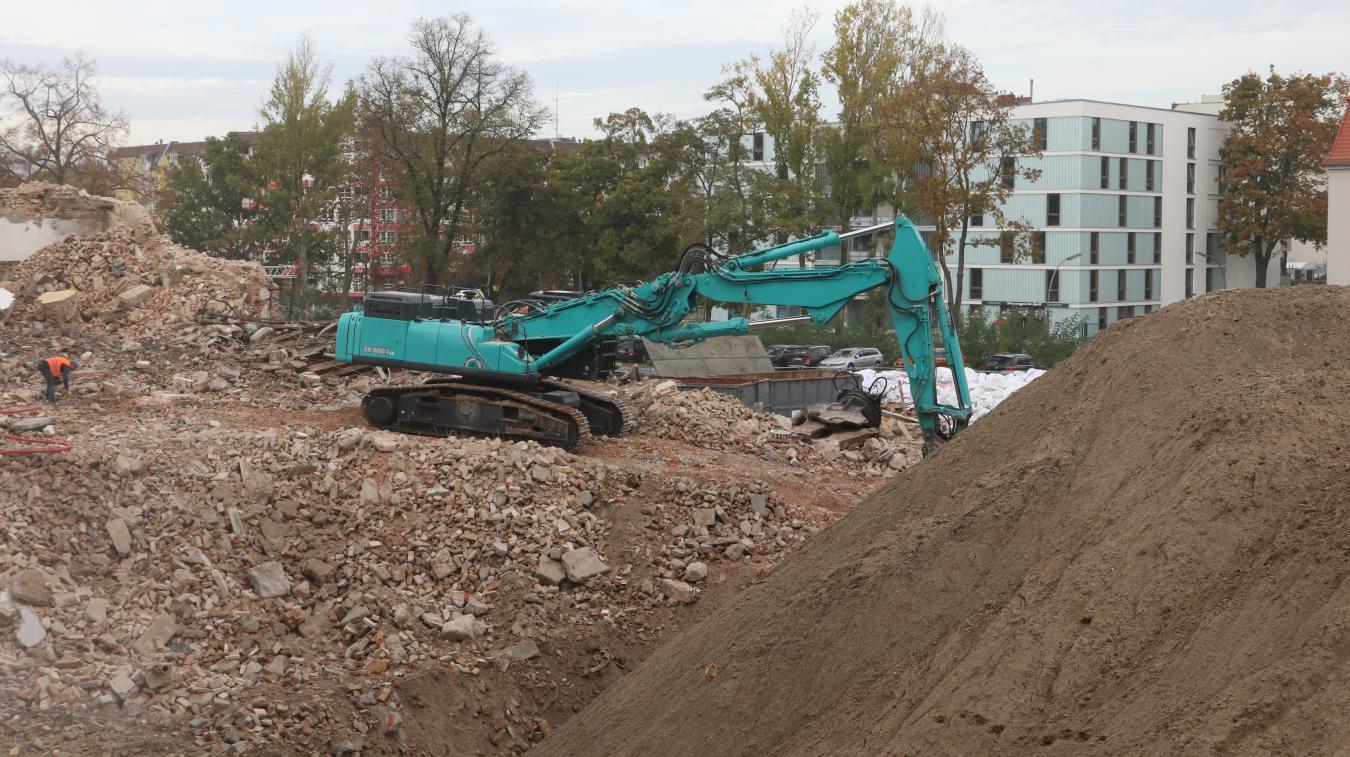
(615, 336), (648, 363)
(767, 344), (801, 367)
(982, 352), (1039, 372)
(782, 345), (832, 367)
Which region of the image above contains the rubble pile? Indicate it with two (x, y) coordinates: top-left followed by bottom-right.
(0, 361), (830, 753)
(618, 380), (919, 474)
(2, 183), (276, 333)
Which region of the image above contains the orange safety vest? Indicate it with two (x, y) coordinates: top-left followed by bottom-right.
(45, 356), (72, 377)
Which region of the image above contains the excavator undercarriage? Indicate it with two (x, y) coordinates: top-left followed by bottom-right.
(359, 376), (632, 450)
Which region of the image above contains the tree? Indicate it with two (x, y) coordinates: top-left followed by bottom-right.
(821, 0), (939, 236)
(881, 40), (1040, 324)
(357, 15), (548, 285)
(253, 36), (355, 291)
(157, 134), (258, 259)
(698, 73), (770, 255)
(741, 10), (825, 247)
(1217, 67), (1349, 287)
(0, 53), (128, 189)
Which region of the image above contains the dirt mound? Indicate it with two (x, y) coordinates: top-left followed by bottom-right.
(534, 286), (1350, 757)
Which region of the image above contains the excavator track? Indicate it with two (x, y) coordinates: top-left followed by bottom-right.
(361, 379), (591, 450)
(540, 379), (636, 437)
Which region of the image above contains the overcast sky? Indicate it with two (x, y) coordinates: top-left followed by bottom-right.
(2, 0), (1347, 146)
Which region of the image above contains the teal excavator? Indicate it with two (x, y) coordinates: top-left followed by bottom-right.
(334, 217), (972, 452)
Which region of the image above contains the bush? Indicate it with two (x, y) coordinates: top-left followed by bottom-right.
(956, 311), (1084, 368)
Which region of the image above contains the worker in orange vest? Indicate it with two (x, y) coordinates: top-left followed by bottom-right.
(38, 352), (78, 402)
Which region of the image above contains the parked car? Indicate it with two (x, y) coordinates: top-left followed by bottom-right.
(615, 336), (648, 363)
(766, 344), (800, 366)
(781, 345), (832, 367)
(982, 352), (1040, 372)
(819, 347), (884, 370)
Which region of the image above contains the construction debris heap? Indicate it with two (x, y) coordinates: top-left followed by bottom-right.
(1, 183), (276, 332)
(533, 286), (1350, 756)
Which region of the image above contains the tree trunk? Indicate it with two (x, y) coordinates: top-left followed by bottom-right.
(954, 217), (970, 327)
(1253, 234), (1269, 288)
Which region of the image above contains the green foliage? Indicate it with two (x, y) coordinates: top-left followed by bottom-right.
(157, 134), (258, 259)
(955, 311), (1084, 368)
(253, 36), (356, 290)
(1217, 67), (1349, 287)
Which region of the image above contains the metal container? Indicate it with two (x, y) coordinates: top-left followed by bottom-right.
(670, 370), (841, 414)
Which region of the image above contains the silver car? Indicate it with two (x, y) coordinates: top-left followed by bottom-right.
(819, 347), (884, 370)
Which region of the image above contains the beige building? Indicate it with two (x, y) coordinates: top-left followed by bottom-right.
(1327, 105), (1350, 285)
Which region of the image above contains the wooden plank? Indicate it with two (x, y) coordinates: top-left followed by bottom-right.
(305, 359), (343, 374)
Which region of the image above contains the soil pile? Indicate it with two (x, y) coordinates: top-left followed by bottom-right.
(535, 286), (1350, 757)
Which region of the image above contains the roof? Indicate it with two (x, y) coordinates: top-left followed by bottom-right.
(1325, 104), (1350, 168)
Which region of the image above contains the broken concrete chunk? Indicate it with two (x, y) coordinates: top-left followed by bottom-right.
(17, 607), (46, 647)
(117, 284), (156, 309)
(248, 561), (291, 599)
(440, 614), (476, 642)
(112, 454), (143, 476)
(503, 639), (540, 660)
(9, 569), (54, 607)
(534, 556), (566, 586)
(683, 561), (708, 583)
(131, 613), (177, 655)
(106, 518), (132, 555)
(561, 547), (610, 582)
(661, 579), (697, 604)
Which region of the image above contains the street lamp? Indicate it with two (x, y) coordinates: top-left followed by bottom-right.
(1047, 253), (1082, 307)
(1192, 251), (1227, 292)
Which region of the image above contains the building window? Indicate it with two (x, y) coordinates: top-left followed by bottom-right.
(1186, 162), (1196, 194)
(1117, 270), (1127, 301)
(1127, 233), (1136, 264)
(1089, 232), (1099, 265)
(378, 207), (398, 223)
(1119, 195), (1128, 227)
(1206, 267), (1217, 292)
(377, 230), (397, 244)
(969, 268), (983, 299)
(1128, 121), (1138, 153)
(1144, 270), (1155, 300)
(1187, 127), (1196, 159)
(1217, 164), (1227, 195)
(1033, 117), (1048, 151)
(1032, 232), (1047, 263)
(1046, 269), (1059, 302)
(1098, 306), (1108, 331)
(1089, 270), (1099, 302)
(1091, 117), (1101, 150)
(1118, 157), (1128, 190)
(1000, 231), (1016, 263)
(1152, 233), (1161, 264)
(1145, 161), (1155, 191)
(1101, 156), (1110, 189)
(1185, 268), (1194, 298)
(378, 186), (392, 201)
(1206, 231), (1221, 258)
(970, 213), (984, 227)
(1001, 157), (1016, 189)
(1153, 196), (1162, 228)
(1186, 233), (1194, 265)
(970, 120), (986, 150)
(1046, 193), (1060, 226)
(752, 132), (765, 162)
(1146, 123), (1156, 155)
(1186, 198), (1195, 229)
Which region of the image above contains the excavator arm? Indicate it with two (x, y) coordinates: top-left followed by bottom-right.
(337, 216), (972, 449)
(501, 217), (972, 442)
